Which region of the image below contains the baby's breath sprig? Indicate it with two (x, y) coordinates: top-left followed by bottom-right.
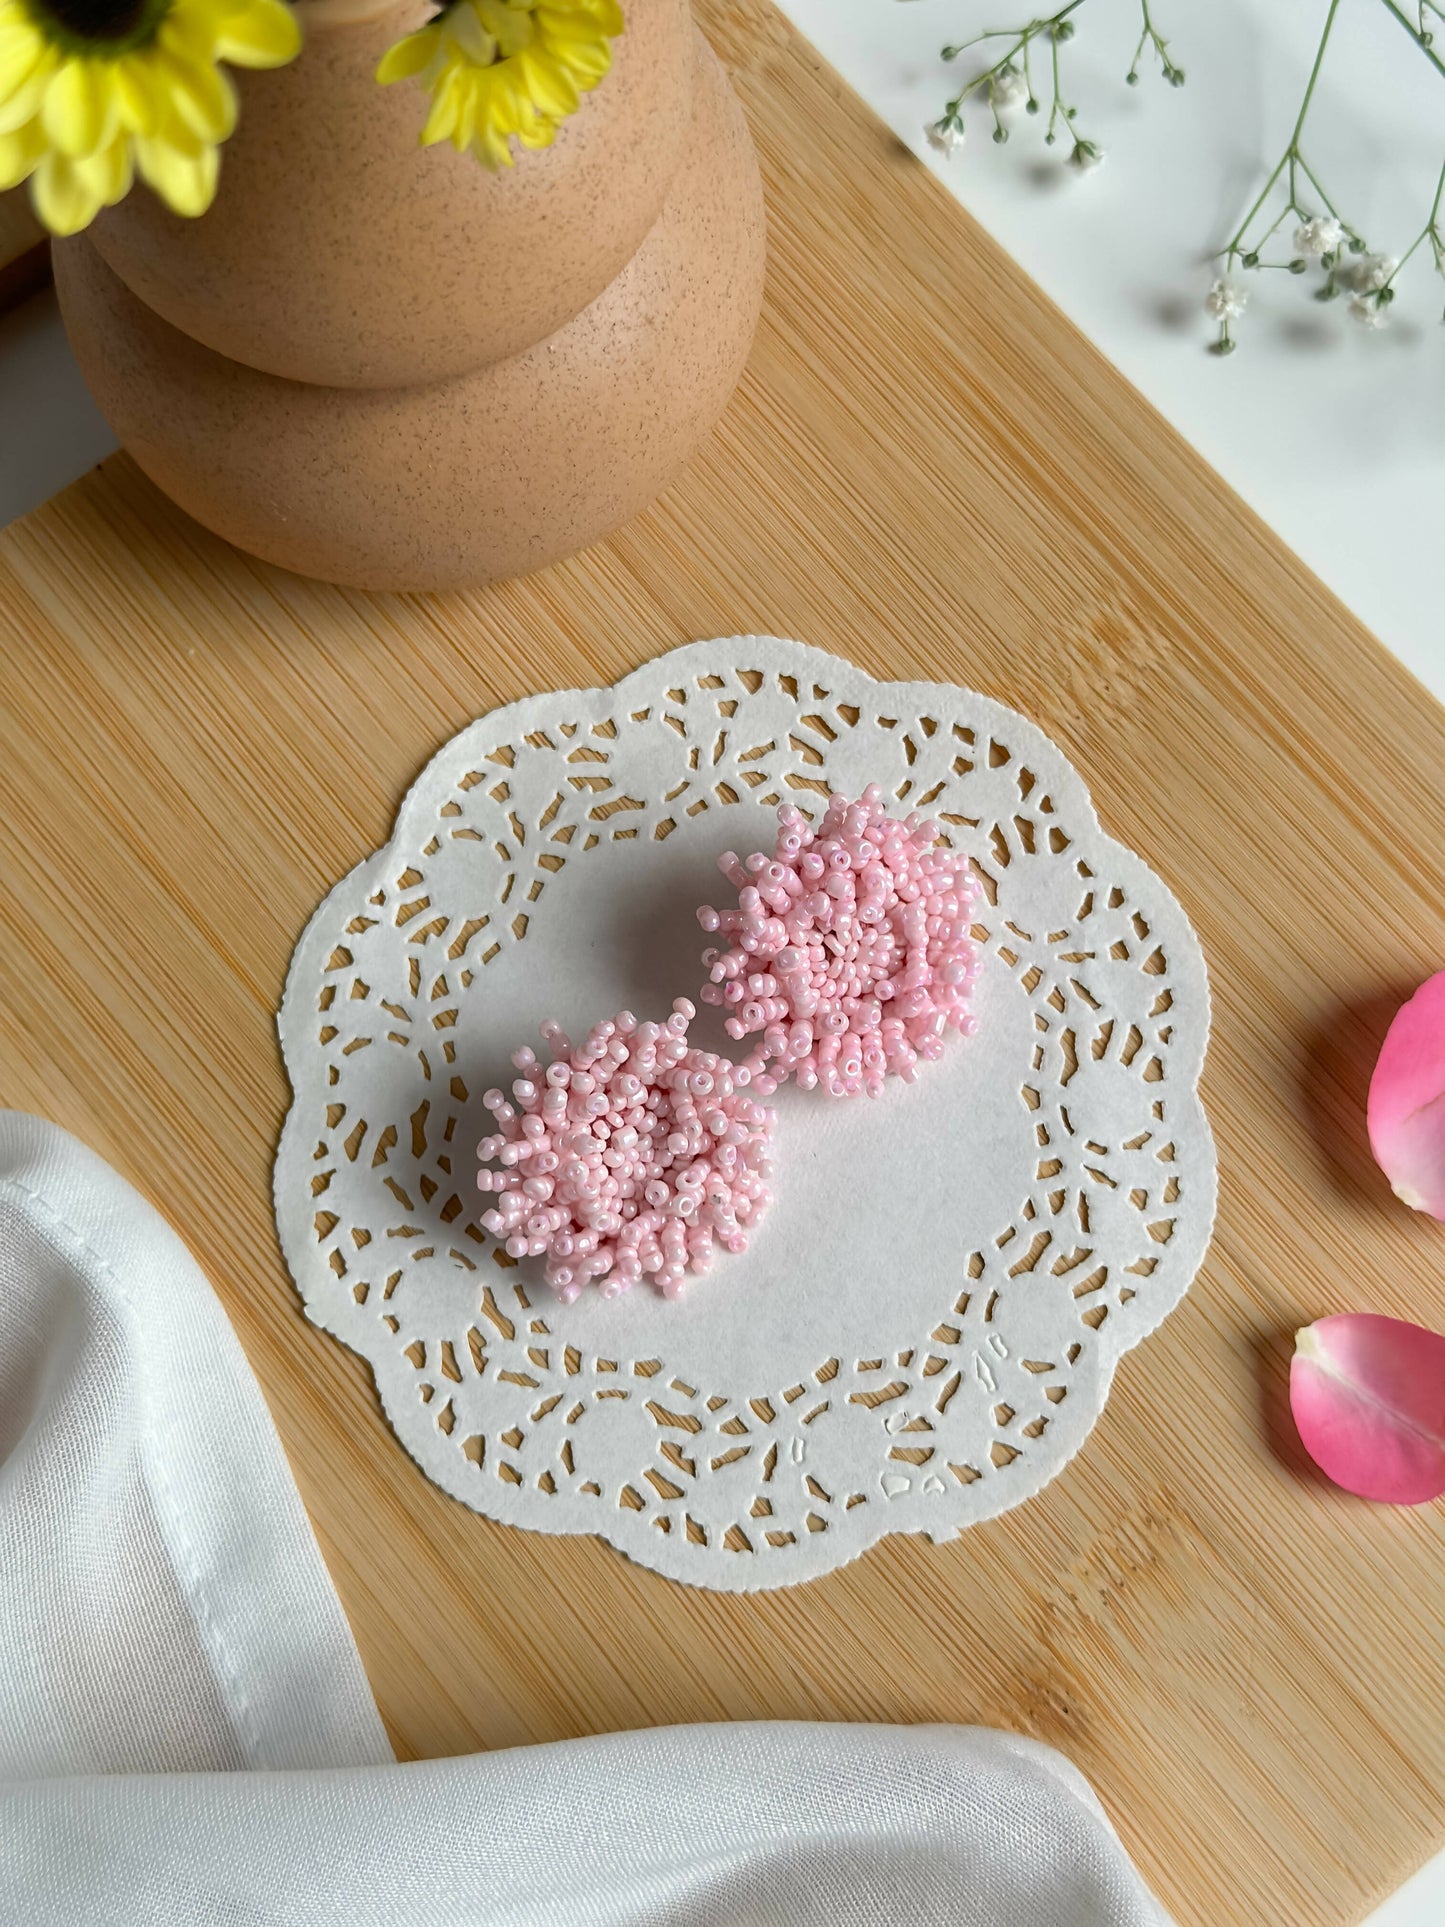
(1378, 159), (1445, 314)
(1208, 0), (1445, 350)
(1208, 0), (1356, 353)
(923, 0), (1182, 172)
(924, 2), (1105, 169)
(1127, 0), (1184, 89)
(922, 0), (1445, 355)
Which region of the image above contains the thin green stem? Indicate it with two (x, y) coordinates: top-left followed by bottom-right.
(1222, 0), (1343, 265)
(940, 4), (1087, 123)
(1387, 228), (1430, 278)
(1293, 157), (1362, 243)
(1294, 158), (1341, 222)
(1377, 0), (1445, 81)
(943, 26), (1036, 60)
(1382, 157), (1445, 290)
(1223, 154), (1289, 261)
(943, 3), (1085, 68)
(1128, 0), (1180, 81)
(1288, 0), (1342, 149)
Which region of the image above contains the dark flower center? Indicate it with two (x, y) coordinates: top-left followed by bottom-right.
(27, 0), (169, 52)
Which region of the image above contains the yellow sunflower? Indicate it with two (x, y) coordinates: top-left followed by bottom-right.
(377, 0), (623, 172)
(0, 0), (300, 236)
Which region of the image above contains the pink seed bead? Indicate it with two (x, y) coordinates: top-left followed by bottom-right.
(696, 788), (982, 1098)
(476, 1004), (776, 1301)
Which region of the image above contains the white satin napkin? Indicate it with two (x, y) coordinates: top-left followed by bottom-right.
(0, 1111), (1169, 1925)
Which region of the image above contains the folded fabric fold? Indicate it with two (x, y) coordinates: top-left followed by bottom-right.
(3, 1723), (1168, 1926)
(0, 1112), (1168, 1926)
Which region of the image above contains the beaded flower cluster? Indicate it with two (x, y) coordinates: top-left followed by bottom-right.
(477, 1001), (775, 1303)
(698, 784), (981, 1097)
(478, 789), (981, 1300)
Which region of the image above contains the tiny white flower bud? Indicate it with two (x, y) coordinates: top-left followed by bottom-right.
(1292, 216), (1344, 258)
(925, 118), (964, 158)
(1204, 277), (1248, 322)
(1352, 254), (1396, 292)
(1349, 293), (1389, 329)
(992, 67), (1029, 113)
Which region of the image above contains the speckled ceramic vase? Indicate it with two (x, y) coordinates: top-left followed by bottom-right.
(53, 0), (765, 592)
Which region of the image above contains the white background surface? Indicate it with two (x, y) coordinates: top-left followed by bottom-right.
(787, 0), (1445, 705)
(2, 0), (1443, 1917)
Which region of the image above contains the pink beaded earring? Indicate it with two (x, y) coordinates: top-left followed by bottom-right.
(697, 785), (981, 1098)
(476, 788), (982, 1301)
(477, 1001), (775, 1303)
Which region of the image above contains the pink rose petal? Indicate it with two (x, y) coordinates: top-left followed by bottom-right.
(1367, 970), (1445, 1219)
(1290, 1313), (1445, 1504)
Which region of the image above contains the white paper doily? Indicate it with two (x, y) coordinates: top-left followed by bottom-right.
(275, 638), (1215, 1591)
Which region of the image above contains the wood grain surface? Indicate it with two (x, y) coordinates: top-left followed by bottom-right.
(0, 188), (47, 313)
(3, 6), (1444, 1921)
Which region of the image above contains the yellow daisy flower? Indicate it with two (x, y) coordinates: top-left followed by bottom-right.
(0, 0), (300, 236)
(377, 0), (623, 172)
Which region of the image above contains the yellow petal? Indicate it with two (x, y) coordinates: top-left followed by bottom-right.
(476, 0), (532, 58)
(578, 0), (624, 33)
(0, 14), (41, 57)
(542, 34), (608, 85)
(513, 45), (576, 118)
(514, 112), (556, 150)
(214, 0), (301, 70)
(41, 58), (117, 160)
(0, 54), (50, 135)
(0, 19), (44, 104)
(135, 132), (218, 216)
(477, 66), (526, 134)
(150, 100), (206, 155)
(395, 0), (622, 176)
(0, 117), (42, 189)
(375, 29), (434, 85)
(156, 48), (237, 142)
(112, 56), (161, 137)
(420, 71), (462, 145)
(163, 1), (223, 65)
(75, 133), (133, 207)
(30, 147), (104, 235)
(470, 123), (513, 169)
(443, 2), (496, 65)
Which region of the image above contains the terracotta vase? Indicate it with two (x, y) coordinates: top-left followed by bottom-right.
(54, 0), (765, 592)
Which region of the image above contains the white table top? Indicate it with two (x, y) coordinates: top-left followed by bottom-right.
(3, 1), (1442, 1916)
(784, 0), (1445, 713)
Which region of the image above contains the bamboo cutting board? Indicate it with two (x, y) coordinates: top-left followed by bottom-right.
(2, 5), (1444, 1921)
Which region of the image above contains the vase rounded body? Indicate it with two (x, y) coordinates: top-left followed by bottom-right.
(86, 0), (697, 390)
(55, 10), (766, 592)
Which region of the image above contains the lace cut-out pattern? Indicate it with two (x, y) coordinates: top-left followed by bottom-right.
(275, 638), (1215, 1590)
